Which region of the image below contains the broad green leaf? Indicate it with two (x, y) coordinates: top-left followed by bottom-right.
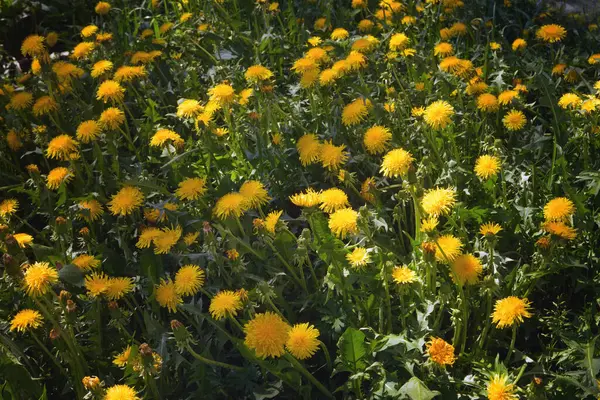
(336, 328), (367, 373)
(399, 377), (440, 400)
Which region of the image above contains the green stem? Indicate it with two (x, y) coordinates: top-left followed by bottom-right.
(284, 353), (334, 399)
(505, 325), (517, 364)
(30, 331), (68, 376)
(186, 344), (244, 371)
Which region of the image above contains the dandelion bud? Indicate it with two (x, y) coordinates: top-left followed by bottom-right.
(171, 320), (192, 350)
(4, 234), (17, 248)
(202, 221), (212, 233)
(170, 319), (183, 330)
(226, 249), (239, 261)
(108, 301), (119, 310)
(55, 216), (67, 225)
(248, 112), (260, 120)
(236, 288), (249, 302)
(59, 290), (71, 301)
(79, 227), (90, 236)
(66, 299), (77, 313)
(139, 343), (153, 357)
(49, 328), (60, 340)
(534, 377), (542, 385)
(82, 375), (100, 390)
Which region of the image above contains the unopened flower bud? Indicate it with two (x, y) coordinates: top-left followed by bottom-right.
(108, 301), (119, 310)
(55, 216), (67, 225)
(139, 343), (153, 357)
(49, 328), (60, 340)
(82, 376), (100, 390)
(66, 299), (77, 313)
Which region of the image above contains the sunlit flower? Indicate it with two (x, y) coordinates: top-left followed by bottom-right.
(363, 125), (392, 154)
(239, 180), (270, 208)
(290, 188), (322, 208)
(113, 346), (132, 367)
(536, 24), (566, 43)
(346, 247), (371, 269)
(183, 232), (200, 246)
(543, 221), (577, 240)
(21, 35), (46, 58)
(81, 25), (98, 38)
(264, 210), (283, 234)
(474, 155), (501, 179)
(52, 61), (84, 83)
(389, 33), (410, 51)
(244, 312), (291, 358)
(286, 323), (320, 359)
(176, 99), (202, 118)
(85, 272), (110, 297)
(492, 296), (532, 328)
(511, 38), (527, 51)
(155, 279), (181, 312)
(114, 65), (147, 82)
(487, 374), (517, 400)
(71, 42), (95, 60)
(175, 265), (205, 296)
(331, 28), (349, 40)
(77, 199), (103, 222)
(319, 188), (349, 213)
(421, 187), (456, 216)
(558, 93), (581, 109)
(8, 92), (33, 111)
(46, 135), (78, 160)
(320, 141), (348, 171)
(136, 227), (161, 249)
(342, 98), (370, 126)
(434, 234), (463, 263)
(451, 254), (482, 285)
(99, 107), (125, 130)
(434, 42), (454, 56)
(175, 177), (207, 201)
(72, 254), (101, 271)
(426, 337), (456, 366)
(209, 290), (242, 320)
(104, 385), (140, 400)
(108, 186), (144, 216)
(32, 96), (58, 116)
(424, 100), (454, 129)
(97, 80), (125, 103)
(7, 130), (22, 151)
(76, 120), (101, 143)
(480, 222), (502, 237)
(150, 128), (184, 148)
(90, 60), (113, 78)
(214, 193), (248, 219)
(297, 134), (322, 166)
(358, 19), (374, 32)
(245, 65), (274, 83)
(106, 277), (134, 300)
(421, 216), (439, 233)
(208, 83), (236, 106)
(328, 208), (358, 239)
(0, 199), (18, 217)
(380, 148), (414, 178)
(95, 1), (111, 14)
(153, 226), (182, 254)
(502, 110), (526, 131)
(543, 197), (575, 222)
(392, 265), (417, 284)
(10, 309), (43, 332)
(47, 167), (73, 190)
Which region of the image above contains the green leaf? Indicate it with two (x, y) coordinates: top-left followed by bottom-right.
(58, 264), (84, 287)
(336, 328), (367, 373)
(399, 377), (440, 400)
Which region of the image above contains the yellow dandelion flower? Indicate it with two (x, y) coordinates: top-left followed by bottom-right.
(421, 187), (456, 216)
(96, 80), (125, 103)
(155, 279), (181, 313)
(114, 65), (147, 82)
(292, 57), (319, 74)
(296, 134), (322, 166)
(331, 28), (349, 40)
(319, 188), (349, 213)
(543, 221), (577, 240)
(72, 254), (101, 271)
(99, 107), (125, 130)
(214, 193), (248, 219)
(480, 222), (502, 236)
(0, 199), (18, 217)
(136, 227), (162, 249)
(46, 167), (73, 190)
(85, 272), (110, 297)
(299, 68), (320, 88)
(32, 96), (58, 116)
(345, 51), (367, 70)
(71, 42), (95, 60)
(543, 197), (575, 222)
(389, 33), (410, 51)
(558, 93), (581, 109)
(466, 81), (489, 96)
(511, 38), (527, 51)
(108, 186), (144, 216)
(96, 32), (113, 43)
(346, 247), (371, 269)
(476, 93), (499, 112)
(21, 35), (46, 58)
(150, 128), (184, 148)
(106, 277), (134, 300)
(328, 208), (358, 239)
(208, 83), (236, 106)
(95, 1), (111, 15)
(239, 180), (270, 209)
(153, 225), (182, 254)
(342, 98), (370, 126)
(434, 42), (454, 56)
(13, 233), (34, 248)
(209, 290), (242, 320)
(10, 309), (43, 333)
(363, 125), (392, 155)
(77, 199), (103, 222)
(320, 141), (348, 171)
(290, 188), (322, 208)
(498, 90), (519, 105)
(536, 24), (566, 43)
(392, 266), (417, 284)
(46, 134), (78, 160)
(175, 177), (207, 201)
(286, 323), (320, 359)
(502, 110), (526, 131)
(8, 92), (33, 111)
(52, 61), (84, 83)
(426, 337), (456, 366)
(451, 254), (482, 285)
(474, 155), (501, 179)
(264, 210), (283, 234)
(104, 385), (140, 400)
(244, 312), (291, 358)
(380, 148), (414, 178)
(245, 65), (274, 83)
(434, 234), (463, 263)
(487, 374), (517, 400)
(421, 216), (439, 233)
(113, 346), (132, 367)
(492, 296), (532, 328)
(175, 264), (205, 296)
(358, 19), (374, 32)
(176, 99), (202, 118)
(424, 100), (454, 129)
(183, 232), (200, 246)
(76, 120), (101, 143)
(81, 25), (98, 38)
